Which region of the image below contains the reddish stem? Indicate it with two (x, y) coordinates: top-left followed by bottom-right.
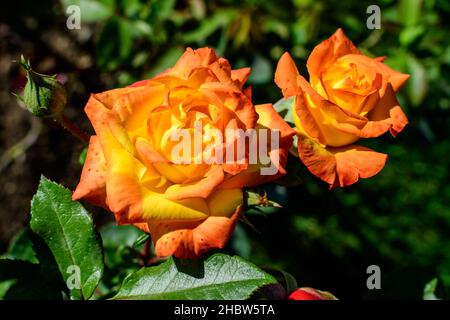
(58, 115), (90, 144)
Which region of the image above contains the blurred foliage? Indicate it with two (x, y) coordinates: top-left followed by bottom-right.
(2, 0), (450, 299)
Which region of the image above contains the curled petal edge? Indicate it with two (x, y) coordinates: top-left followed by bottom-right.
(297, 134), (388, 189)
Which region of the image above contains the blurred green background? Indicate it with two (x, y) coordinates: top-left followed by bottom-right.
(0, 0), (449, 299)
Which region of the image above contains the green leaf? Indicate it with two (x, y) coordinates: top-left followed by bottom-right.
(182, 10), (236, 43)
(78, 146), (87, 165)
(96, 223), (144, 299)
(30, 176), (104, 300)
(112, 253), (277, 300)
(406, 54), (427, 107)
(233, 14), (251, 48)
(2, 228), (38, 263)
(133, 233), (150, 249)
(96, 17), (133, 70)
(131, 21), (153, 39)
(0, 259), (62, 300)
(245, 206), (280, 216)
(263, 267), (297, 294)
(263, 18), (289, 40)
(398, 0), (422, 26)
(423, 278), (440, 300)
(99, 222), (145, 275)
(122, 0), (141, 18)
(0, 280), (15, 299)
(230, 224), (251, 259)
(248, 55), (273, 85)
(151, 0), (176, 20)
(273, 96), (295, 126)
(101, 223), (144, 249)
(61, 0), (115, 23)
(399, 25), (425, 47)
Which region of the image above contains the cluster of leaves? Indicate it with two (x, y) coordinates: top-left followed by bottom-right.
(60, 0), (291, 90)
(0, 177), (297, 300)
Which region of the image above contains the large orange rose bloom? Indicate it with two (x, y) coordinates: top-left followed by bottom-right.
(275, 29), (409, 188)
(73, 48), (295, 258)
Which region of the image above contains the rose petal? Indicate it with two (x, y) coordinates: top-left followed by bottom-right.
(207, 188), (243, 217)
(275, 52), (301, 98)
(307, 28), (360, 88)
(166, 47), (218, 80)
(219, 104), (295, 188)
(294, 76), (364, 146)
(367, 83), (409, 137)
(341, 54), (410, 92)
(298, 134), (388, 188)
(72, 136), (107, 207)
(149, 206), (241, 258)
(288, 288), (325, 300)
(85, 94), (210, 222)
(164, 165), (225, 200)
(296, 75), (404, 146)
(231, 67), (251, 89)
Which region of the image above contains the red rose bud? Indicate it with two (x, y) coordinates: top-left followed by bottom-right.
(288, 287), (337, 300)
(15, 55), (67, 118)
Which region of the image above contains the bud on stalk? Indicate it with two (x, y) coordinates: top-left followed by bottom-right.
(245, 190), (282, 208)
(15, 56), (89, 143)
(16, 55), (67, 119)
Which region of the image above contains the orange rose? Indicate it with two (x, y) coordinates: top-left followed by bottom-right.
(275, 29), (409, 188)
(73, 48), (295, 258)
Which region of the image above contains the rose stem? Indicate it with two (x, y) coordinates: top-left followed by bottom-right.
(58, 115), (90, 144)
(142, 238), (152, 266)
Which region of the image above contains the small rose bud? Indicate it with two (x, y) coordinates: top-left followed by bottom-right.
(288, 287), (338, 300)
(245, 190), (282, 208)
(15, 55), (67, 118)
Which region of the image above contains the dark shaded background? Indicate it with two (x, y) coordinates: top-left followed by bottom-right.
(1, 0), (449, 299)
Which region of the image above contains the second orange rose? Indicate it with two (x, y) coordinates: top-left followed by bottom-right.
(275, 28), (409, 188)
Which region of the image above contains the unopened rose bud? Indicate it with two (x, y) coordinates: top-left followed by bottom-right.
(15, 55), (67, 118)
(288, 287), (338, 300)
